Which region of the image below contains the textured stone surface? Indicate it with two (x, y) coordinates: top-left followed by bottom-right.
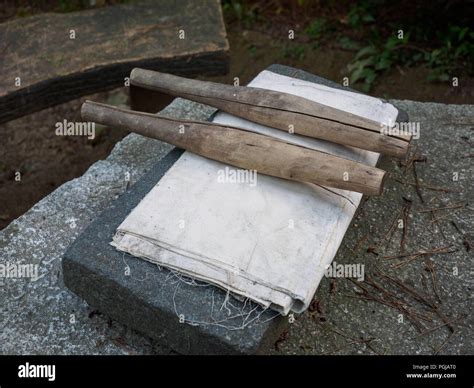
(0, 99), (216, 355)
(268, 99), (473, 355)
(1, 65), (472, 355)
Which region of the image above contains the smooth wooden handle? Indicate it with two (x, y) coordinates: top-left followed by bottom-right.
(130, 68), (411, 158)
(81, 101), (386, 195)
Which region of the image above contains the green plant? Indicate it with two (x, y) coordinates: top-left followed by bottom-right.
(222, 0), (259, 28)
(338, 36), (360, 51)
(16, 7), (31, 18)
(58, 0), (82, 13)
(284, 45), (306, 61)
(305, 18), (328, 41)
(348, 34), (409, 92)
(347, 24), (474, 91)
(347, 2), (375, 29)
(426, 26), (474, 81)
(248, 44), (257, 56)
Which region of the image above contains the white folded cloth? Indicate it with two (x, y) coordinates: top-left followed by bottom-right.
(111, 70), (398, 315)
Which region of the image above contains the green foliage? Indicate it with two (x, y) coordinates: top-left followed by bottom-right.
(347, 1), (377, 29)
(284, 45), (306, 61)
(222, 0), (258, 28)
(338, 36), (360, 51)
(248, 44), (257, 56)
(58, 0), (83, 13)
(348, 25), (474, 90)
(16, 7), (31, 18)
(426, 26), (474, 81)
(348, 34), (407, 92)
(305, 18), (328, 41)
(221, 0), (474, 90)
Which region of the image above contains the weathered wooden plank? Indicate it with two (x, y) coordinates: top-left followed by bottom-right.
(0, 0), (229, 124)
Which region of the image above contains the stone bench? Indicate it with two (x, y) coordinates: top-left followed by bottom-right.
(1, 65), (471, 355)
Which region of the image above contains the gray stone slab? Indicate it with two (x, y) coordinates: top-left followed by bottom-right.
(267, 100), (473, 355)
(0, 98), (215, 355)
(63, 148), (287, 354)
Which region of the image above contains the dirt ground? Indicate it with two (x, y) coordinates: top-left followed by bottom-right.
(1, 12), (473, 230)
(0, 90), (130, 230)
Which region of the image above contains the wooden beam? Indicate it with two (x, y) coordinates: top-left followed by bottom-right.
(0, 0), (229, 124)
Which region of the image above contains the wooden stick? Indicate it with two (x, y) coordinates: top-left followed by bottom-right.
(130, 68), (412, 158)
(81, 101), (387, 195)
